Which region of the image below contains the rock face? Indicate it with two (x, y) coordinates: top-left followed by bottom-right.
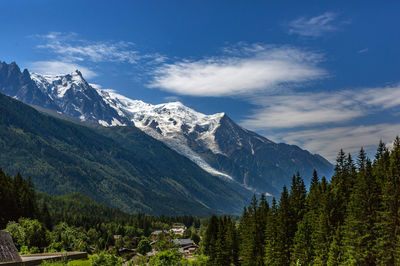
(0, 231), (22, 263)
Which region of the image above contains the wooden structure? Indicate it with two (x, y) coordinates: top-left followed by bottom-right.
(0, 231), (22, 264)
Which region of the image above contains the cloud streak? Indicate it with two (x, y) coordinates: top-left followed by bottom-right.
(241, 84), (400, 129)
(31, 32), (166, 77)
(288, 12), (341, 37)
(278, 124), (400, 161)
(241, 91), (363, 129)
(149, 45), (326, 97)
(36, 32), (165, 64)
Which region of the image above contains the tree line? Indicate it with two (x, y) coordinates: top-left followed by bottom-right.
(203, 138), (400, 265)
(0, 168), (202, 256)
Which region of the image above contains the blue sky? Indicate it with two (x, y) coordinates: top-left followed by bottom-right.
(0, 0), (399, 161)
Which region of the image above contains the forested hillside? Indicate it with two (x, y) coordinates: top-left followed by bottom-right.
(0, 92), (250, 216)
(203, 138), (400, 265)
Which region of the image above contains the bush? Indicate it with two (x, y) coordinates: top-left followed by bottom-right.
(148, 250), (183, 266)
(91, 252), (123, 266)
(6, 218), (49, 251)
(137, 238), (152, 255)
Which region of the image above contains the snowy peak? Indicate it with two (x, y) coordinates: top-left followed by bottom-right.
(99, 89), (226, 155)
(30, 71), (132, 127)
(31, 70), (89, 99)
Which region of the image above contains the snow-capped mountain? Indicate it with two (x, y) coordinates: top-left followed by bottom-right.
(30, 71), (132, 127)
(0, 61), (333, 195)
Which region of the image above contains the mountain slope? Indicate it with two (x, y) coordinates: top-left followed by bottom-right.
(0, 92), (251, 215)
(0, 61), (333, 196)
(99, 89), (333, 193)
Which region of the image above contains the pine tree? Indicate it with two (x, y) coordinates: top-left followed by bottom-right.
(276, 186), (292, 265)
(312, 177), (333, 265)
(203, 215), (219, 262)
(41, 203), (53, 230)
(240, 195), (261, 266)
(264, 198), (281, 265)
(291, 213), (314, 265)
(375, 137), (400, 264)
(327, 227), (345, 265)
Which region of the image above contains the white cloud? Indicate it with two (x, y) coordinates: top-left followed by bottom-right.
(288, 12), (340, 37)
(89, 83), (102, 90)
(149, 45), (326, 97)
(241, 84), (400, 129)
(241, 92), (363, 129)
(29, 61), (97, 78)
(355, 85), (400, 109)
(277, 124), (400, 161)
(358, 48), (369, 54)
(164, 96), (180, 102)
(35, 32), (165, 65)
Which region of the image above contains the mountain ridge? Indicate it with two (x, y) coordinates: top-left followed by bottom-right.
(0, 60), (333, 196)
(0, 91), (251, 215)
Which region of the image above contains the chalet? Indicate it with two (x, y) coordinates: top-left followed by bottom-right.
(170, 224), (187, 236)
(172, 238), (199, 256)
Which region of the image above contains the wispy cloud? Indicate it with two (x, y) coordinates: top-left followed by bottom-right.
(149, 44), (326, 97)
(358, 48), (369, 54)
(278, 124), (400, 161)
(239, 83), (400, 161)
(35, 32), (165, 64)
(241, 84), (400, 129)
(30, 32), (166, 77)
(288, 12), (342, 37)
(241, 92), (363, 129)
(29, 61), (97, 78)
(164, 96), (180, 102)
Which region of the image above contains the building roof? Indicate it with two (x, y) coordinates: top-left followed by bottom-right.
(172, 238), (194, 247)
(151, 230), (170, 235)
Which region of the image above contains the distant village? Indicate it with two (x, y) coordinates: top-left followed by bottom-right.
(0, 224), (200, 265)
(115, 224), (199, 260)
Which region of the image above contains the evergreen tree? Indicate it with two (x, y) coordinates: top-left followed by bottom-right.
(375, 137), (400, 264)
(343, 157), (379, 264)
(312, 177), (333, 265)
(41, 203), (53, 230)
(276, 186), (292, 265)
(264, 198), (281, 265)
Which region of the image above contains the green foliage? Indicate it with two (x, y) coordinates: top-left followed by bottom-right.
(6, 218), (50, 251)
(154, 238), (176, 251)
(148, 249), (183, 266)
(203, 138), (400, 266)
(91, 252), (123, 266)
(0, 169), (38, 228)
(0, 92), (250, 216)
(137, 238), (152, 255)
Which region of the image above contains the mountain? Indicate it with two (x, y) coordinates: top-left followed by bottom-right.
(0, 91), (251, 215)
(0, 61), (333, 195)
(98, 91), (333, 194)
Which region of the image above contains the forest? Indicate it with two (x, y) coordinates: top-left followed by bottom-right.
(203, 138), (400, 265)
(2, 137), (400, 265)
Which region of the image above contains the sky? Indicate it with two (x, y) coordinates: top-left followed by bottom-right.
(0, 0), (399, 161)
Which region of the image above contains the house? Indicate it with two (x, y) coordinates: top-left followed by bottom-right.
(151, 230), (171, 242)
(172, 238), (199, 256)
(170, 224), (187, 236)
